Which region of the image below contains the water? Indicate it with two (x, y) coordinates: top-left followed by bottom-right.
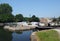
(0, 28), (12, 41)
(0, 27), (33, 41)
(12, 30), (33, 41)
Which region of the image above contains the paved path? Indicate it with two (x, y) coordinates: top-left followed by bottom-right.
(53, 28), (60, 34)
(53, 28), (60, 38)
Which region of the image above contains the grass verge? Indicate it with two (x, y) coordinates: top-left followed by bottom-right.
(36, 30), (60, 41)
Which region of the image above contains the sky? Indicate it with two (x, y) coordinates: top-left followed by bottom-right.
(0, 0), (60, 18)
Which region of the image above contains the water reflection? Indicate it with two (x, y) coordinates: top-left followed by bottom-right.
(15, 31), (23, 34)
(12, 30), (33, 41)
(0, 27), (33, 41)
(0, 27), (12, 41)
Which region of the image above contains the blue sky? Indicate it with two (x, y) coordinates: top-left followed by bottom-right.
(0, 0), (60, 18)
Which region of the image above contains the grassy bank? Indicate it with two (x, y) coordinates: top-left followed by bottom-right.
(36, 30), (60, 41)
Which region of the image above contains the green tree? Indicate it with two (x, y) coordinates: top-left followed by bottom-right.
(0, 3), (12, 14)
(15, 14), (23, 22)
(0, 14), (14, 22)
(23, 17), (29, 22)
(31, 15), (39, 22)
(52, 18), (57, 22)
(0, 3), (14, 22)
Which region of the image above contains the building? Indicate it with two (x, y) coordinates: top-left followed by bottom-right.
(39, 18), (53, 26)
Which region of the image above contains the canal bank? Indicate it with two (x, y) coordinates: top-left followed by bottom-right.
(30, 32), (39, 41)
(4, 25), (36, 31)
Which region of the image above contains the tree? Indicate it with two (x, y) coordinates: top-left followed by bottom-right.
(0, 3), (14, 22)
(58, 16), (60, 21)
(0, 3), (12, 14)
(31, 15), (39, 22)
(15, 14), (23, 22)
(23, 17), (29, 22)
(0, 14), (14, 23)
(52, 18), (57, 22)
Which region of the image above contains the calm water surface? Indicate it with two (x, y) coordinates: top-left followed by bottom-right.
(12, 30), (33, 41)
(0, 27), (33, 41)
